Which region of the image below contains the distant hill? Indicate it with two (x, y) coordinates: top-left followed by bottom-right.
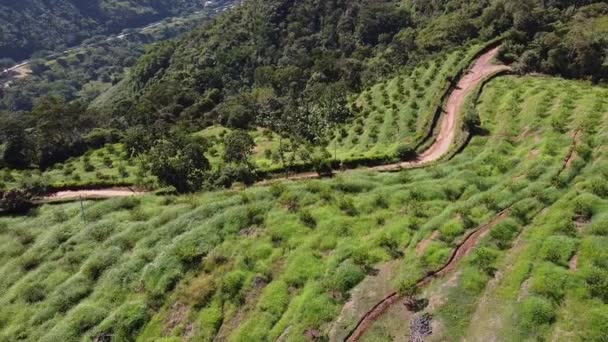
(0, 0), (231, 60)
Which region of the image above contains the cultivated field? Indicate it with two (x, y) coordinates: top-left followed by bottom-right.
(1, 73), (607, 340)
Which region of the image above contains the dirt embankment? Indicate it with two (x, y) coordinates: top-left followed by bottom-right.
(344, 209), (511, 342)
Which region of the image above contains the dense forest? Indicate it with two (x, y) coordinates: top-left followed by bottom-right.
(0, 0), (230, 61)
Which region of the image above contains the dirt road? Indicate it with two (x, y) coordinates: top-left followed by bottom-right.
(371, 46), (510, 171)
(40, 46), (508, 201)
(39, 187), (142, 203)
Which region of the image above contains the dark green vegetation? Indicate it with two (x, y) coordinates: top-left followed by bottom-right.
(0, 8), (225, 112)
(0, 0), (234, 61)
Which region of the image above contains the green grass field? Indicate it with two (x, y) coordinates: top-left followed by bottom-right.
(1, 74), (607, 341)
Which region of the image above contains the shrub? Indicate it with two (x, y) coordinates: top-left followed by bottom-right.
(81, 247), (120, 280)
(529, 263), (570, 303)
(326, 259), (365, 294)
(257, 281), (289, 319)
(0, 189), (34, 214)
(83, 162), (95, 172)
(589, 177), (608, 198)
(519, 296), (555, 330)
(583, 307), (608, 342)
(582, 266), (608, 303)
(338, 197), (358, 216)
(93, 302), (150, 340)
(103, 156), (113, 168)
(21, 283), (46, 303)
(220, 270), (247, 300)
(489, 218), (520, 249)
(470, 247), (499, 276)
(299, 210), (316, 228)
(396, 145), (416, 160)
(283, 252), (323, 287)
(539, 235), (577, 267)
(439, 219), (464, 243)
(588, 214), (608, 236)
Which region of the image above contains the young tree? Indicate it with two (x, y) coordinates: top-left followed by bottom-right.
(147, 136), (211, 193)
(223, 130), (255, 165)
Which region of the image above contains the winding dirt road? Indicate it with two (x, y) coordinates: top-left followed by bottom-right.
(371, 46), (510, 171)
(40, 46), (508, 202)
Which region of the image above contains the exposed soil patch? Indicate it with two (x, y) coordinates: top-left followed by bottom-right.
(163, 302), (189, 335)
(573, 214), (589, 233)
(563, 130), (581, 170)
(329, 261), (400, 341)
(568, 253), (578, 271)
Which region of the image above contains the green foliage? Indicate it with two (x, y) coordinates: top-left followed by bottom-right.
(583, 306), (608, 342)
(222, 130), (255, 165)
(147, 135), (210, 193)
(326, 259), (366, 294)
(489, 217), (520, 250)
(519, 296), (556, 330)
(539, 235), (577, 267)
(529, 263), (570, 303)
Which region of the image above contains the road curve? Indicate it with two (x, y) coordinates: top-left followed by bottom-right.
(40, 46), (508, 201)
(371, 46), (510, 171)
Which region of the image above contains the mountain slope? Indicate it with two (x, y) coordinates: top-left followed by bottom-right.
(0, 0), (228, 60)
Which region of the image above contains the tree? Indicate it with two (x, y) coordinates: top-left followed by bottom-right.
(147, 136), (211, 193)
(0, 189), (34, 214)
(223, 130), (255, 165)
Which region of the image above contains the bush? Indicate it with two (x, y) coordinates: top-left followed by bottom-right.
(326, 259), (365, 294)
(519, 296), (555, 330)
(583, 307), (608, 342)
(396, 145), (417, 160)
(582, 266), (608, 303)
(439, 219), (464, 242)
(489, 218), (520, 249)
(257, 281), (289, 319)
(539, 235), (576, 267)
(529, 263), (570, 303)
(299, 210), (316, 228)
(21, 283), (46, 303)
(220, 270), (247, 300)
(0, 189), (34, 214)
(470, 247), (499, 276)
(338, 197), (358, 216)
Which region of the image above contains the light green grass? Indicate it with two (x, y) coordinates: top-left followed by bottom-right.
(1, 75), (608, 341)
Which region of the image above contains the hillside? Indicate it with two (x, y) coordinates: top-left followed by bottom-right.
(1, 0), (608, 341)
(1, 72), (607, 340)
(0, 0), (233, 61)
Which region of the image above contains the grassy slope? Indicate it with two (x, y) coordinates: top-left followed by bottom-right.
(1, 75), (607, 340)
